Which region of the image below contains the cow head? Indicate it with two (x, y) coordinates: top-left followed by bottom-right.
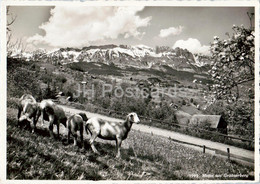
(127, 112), (140, 124)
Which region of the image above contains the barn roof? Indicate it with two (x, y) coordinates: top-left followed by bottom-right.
(190, 114), (225, 129)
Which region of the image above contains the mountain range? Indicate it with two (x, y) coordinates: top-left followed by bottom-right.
(11, 44), (212, 73)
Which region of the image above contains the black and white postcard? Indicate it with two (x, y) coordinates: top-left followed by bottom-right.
(1, 0), (259, 183)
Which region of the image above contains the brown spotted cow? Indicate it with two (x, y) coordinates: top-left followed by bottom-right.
(38, 99), (67, 139)
(17, 94), (40, 133)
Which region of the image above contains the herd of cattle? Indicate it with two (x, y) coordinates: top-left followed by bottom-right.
(17, 94), (140, 158)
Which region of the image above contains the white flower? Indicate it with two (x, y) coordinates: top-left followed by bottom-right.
(240, 56), (244, 60)
(233, 24), (236, 28)
(213, 36), (219, 40)
(234, 34), (240, 39)
(219, 52), (225, 57)
(224, 40), (228, 46)
(247, 35), (254, 41)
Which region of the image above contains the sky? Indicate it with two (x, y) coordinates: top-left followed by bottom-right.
(7, 6), (254, 55)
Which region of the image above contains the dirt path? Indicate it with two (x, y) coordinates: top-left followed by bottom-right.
(60, 105), (255, 165)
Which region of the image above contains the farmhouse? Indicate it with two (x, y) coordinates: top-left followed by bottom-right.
(189, 115), (227, 134)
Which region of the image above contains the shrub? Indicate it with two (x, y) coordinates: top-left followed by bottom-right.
(226, 100), (254, 139)
(55, 75), (67, 84)
(40, 74), (53, 84)
(8, 68), (42, 99)
(206, 99), (254, 140)
(126, 97), (147, 116)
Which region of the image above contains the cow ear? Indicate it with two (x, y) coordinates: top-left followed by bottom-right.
(129, 114), (134, 121)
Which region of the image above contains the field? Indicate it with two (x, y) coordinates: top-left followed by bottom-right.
(7, 107), (254, 180)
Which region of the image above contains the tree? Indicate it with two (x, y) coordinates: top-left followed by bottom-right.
(205, 21), (255, 139)
(6, 7), (27, 57)
(209, 24), (254, 102)
(6, 6), (17, 56)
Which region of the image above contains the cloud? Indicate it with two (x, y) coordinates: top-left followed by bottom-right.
(27, 6), (151, 48)
(159, 26), (183, 38)
(173, 38), (210, 55)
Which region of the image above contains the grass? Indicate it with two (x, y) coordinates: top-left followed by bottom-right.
(7, 107), (254, 180)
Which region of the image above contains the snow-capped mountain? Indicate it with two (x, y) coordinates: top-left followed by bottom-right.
(11, 44), (211, 73)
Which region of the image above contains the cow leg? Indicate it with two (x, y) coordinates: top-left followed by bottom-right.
(72, 131), (77, 146)
(17, 108), (22, 127)
(116, 137), (122, 158)
(67, 129), (71, 144)
(48, 116), (55, 139)
(89, 133), (100, 155)
(31, 116), (37, 133)
(35, 109), (41, 127)
(80, 126), (84, 148)
(41, 110), (45, 126)
(57, 123), (60, 140)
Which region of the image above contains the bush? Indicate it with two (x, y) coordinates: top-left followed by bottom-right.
(40, 74), (53, 84)
(8, 69), (42, 99)
(206, 99), (254, 140)
(226, 100), (254, 139)
(41, 83), (57, 99)
(55, 75), (67, 84)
